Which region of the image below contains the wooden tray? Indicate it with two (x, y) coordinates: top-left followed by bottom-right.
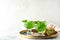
(19, 30), (58, 39)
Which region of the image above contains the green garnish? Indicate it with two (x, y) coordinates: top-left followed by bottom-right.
(22, 20), (47, 33)
(36, 21), (47, 33)
(22, 20), (34, 29)
(22, 20), (27, 22)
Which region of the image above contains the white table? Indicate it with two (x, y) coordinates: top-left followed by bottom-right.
(1, 32), (60, 40)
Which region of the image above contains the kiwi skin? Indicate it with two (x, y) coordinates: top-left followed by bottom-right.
(44, 29), (57, 36)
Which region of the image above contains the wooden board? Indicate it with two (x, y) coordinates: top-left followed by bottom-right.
(19, 30), (58, 39)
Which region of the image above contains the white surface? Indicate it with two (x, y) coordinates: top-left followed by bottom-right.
(0, 32), (60, 40)
(0, 0), (60, 39)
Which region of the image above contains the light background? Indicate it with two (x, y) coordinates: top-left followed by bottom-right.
(0, 0), (60, 37)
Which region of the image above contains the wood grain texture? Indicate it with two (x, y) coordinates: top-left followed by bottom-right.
(19, 30), (58, 39)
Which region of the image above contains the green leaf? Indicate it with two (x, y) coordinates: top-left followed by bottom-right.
(36, 21), (47, 32)
(22, 20), (27, 22)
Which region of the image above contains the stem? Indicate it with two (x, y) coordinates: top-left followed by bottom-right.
(25, 25), (31, 35)
(27, 29), (32, 35)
